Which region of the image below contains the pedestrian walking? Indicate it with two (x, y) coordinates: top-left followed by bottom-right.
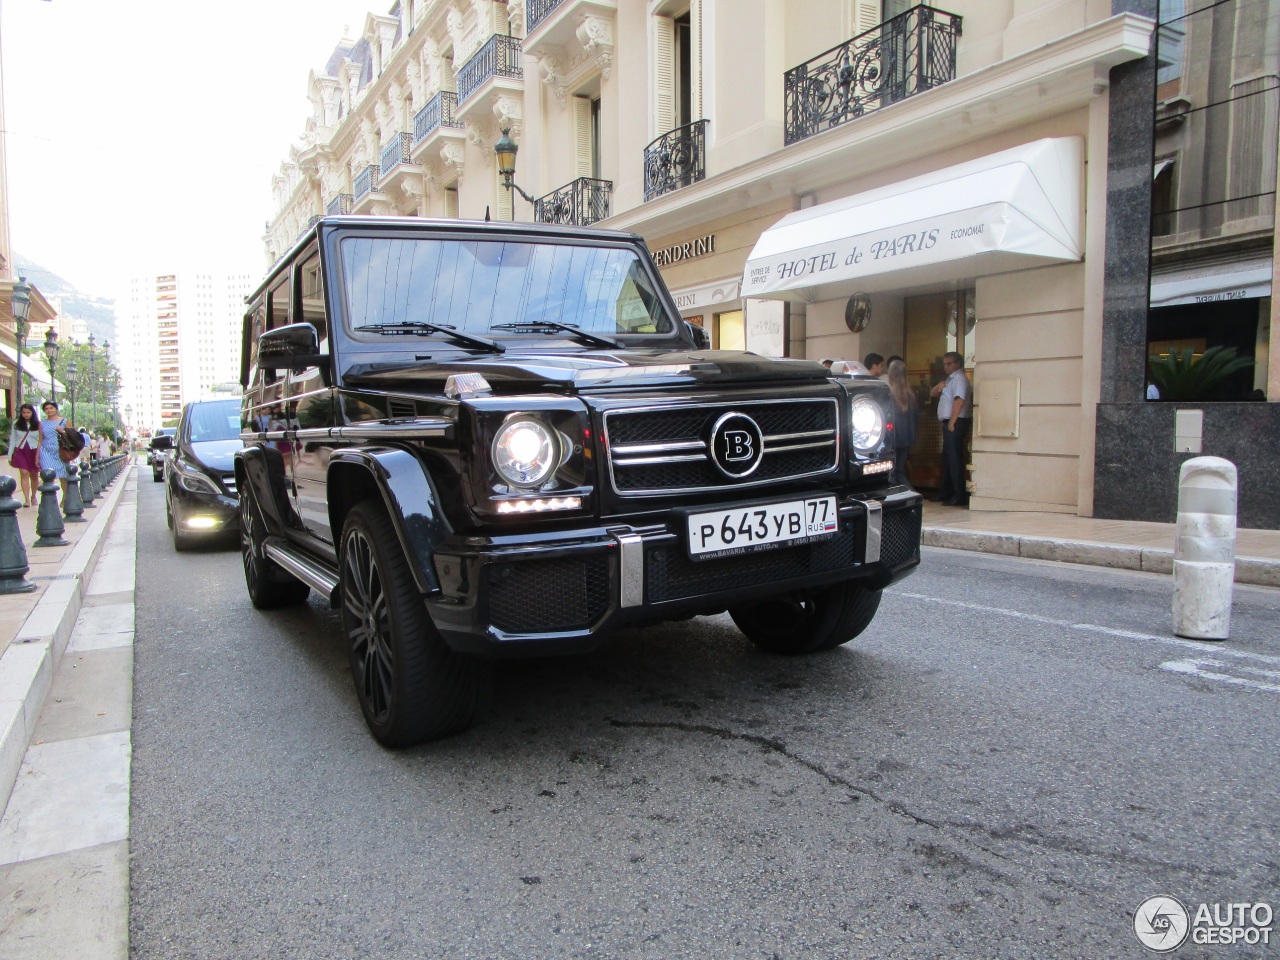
(97, 434), (112, 461)
(863, 353), (886, 378)
(929, 351), (972, 506)
(38, 401), (72, 496)
(886, 358), (918, 487)
(7, 403), (42, 507)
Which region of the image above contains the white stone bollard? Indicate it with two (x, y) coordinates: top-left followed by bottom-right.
(1172, 457), (1237, 640)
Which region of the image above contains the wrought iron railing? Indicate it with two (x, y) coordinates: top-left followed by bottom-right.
(353, 165), (379, 200)
(457, 34), (523, 104)
(527, 0), (567, 33)
(783, 5), (961, 145)
(413, 91), (463, 144)
(380, 133), (415, 174)
(643, 119), (707, 202)
(326, 194), (352, 215)
(534, 177), (613, 226)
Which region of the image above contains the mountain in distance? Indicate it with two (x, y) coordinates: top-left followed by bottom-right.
(13, 253), (116, 344)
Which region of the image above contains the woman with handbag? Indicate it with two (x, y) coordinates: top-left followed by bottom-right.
(8, 403), (42, 506)
(39, 400), (73, 496)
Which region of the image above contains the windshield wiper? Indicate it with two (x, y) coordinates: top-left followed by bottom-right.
(354, 322), (505, 353)
(491, 321), (622, 350)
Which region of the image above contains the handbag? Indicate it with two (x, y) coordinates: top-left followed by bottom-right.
(57, 423), (85, 463)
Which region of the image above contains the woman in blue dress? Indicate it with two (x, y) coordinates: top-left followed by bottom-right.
(38, 400), (71, 494)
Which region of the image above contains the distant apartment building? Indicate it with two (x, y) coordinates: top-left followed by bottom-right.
(118, 270), (251, 430)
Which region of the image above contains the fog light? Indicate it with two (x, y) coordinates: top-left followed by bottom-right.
(184, 516), (220, 529)
(496, 496), (583, 514)
(861, 460), (894, 475)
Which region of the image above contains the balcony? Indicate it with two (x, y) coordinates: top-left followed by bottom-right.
(643, 120), (707, 203)
(326, 194), (352, 216)
(527, 0), (567, 33)
(353, 165), (379, 201)
(534, 177), (613, 226)
(457, 34), (522, 105)
(413, 91), (463, 145)
(783, 5), (962, 146)
(378, 133), (418, 197)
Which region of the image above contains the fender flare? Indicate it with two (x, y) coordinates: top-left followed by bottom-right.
(326, 447), (448, 596)
(234, 445), (293, 534)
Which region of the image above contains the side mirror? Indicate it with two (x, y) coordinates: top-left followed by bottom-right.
(685, 320), (710, 350)
(149, 435), (173, 451)
(258, 323), (324, 371)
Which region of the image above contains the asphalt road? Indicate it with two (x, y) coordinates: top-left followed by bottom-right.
(129, 479), (1280, 959)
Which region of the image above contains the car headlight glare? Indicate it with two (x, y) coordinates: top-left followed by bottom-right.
(850, 396), (885, 454)
(493, 418), (558, 488)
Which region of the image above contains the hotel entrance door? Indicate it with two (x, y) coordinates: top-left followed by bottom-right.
(902, 288), (975, 491)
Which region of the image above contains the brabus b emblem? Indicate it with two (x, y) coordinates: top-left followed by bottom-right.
(722, 430), (753, 462)
(709, 412), (764, 479)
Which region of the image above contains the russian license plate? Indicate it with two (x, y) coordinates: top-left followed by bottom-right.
(686, 495), (838, 560)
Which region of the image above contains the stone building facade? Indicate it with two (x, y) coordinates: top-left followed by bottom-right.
(264, 0), (1279, 527)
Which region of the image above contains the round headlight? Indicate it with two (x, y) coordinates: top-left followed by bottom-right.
(493, 418), (558, 488)
(850, 396), (885, 453)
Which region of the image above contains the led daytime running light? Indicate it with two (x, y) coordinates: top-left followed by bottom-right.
(861, 460), (894, 475)
(496, 496), (583, 514)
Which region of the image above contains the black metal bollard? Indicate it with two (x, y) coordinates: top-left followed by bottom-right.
(0, 476), (36, 594)
(92, 458), (103, 497)
(33, 468), (68, 547)
(80, 457), (97, 507)
(63, 463), (87, 522)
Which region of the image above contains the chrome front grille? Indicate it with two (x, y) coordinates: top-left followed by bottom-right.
(603, 398), (839, 495)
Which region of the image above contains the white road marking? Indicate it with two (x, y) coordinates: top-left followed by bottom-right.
(890, 590), (1280, 694)
(1159, 659), (1280, 694)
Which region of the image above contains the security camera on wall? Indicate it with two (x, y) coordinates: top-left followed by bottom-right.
(845, 292), (871, 333)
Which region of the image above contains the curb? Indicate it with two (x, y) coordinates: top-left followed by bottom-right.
(921, 526), (1280, 588)
(0, 466), (134, 812)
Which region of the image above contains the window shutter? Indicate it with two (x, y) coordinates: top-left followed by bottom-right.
(496, 170), (513, 221)
(690, 0), (703, 122)
(573, 96), (594, 178)
(854, 1), (881, 34)
(653, 15), (675, 136)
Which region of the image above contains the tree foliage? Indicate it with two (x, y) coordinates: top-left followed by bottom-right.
(1148, 346), (1254, 402)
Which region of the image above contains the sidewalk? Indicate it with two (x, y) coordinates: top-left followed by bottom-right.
(921, 501), (1280, 587)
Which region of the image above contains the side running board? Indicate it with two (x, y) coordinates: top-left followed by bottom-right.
(263, 538), (341, 607)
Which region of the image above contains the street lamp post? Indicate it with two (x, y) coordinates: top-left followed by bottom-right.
(66, 359), (78, 425)
(43, 328), (59, 404)
(493, 128), (537, 216)
(9, 277), (32, 411)
(87, 333), (96, 431)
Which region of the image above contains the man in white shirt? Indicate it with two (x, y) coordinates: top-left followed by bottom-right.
(929, 351), (972, 506)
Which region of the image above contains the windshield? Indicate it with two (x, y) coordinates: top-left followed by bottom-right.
(185, 400), (241, 443)
(342, 237), (674, 340)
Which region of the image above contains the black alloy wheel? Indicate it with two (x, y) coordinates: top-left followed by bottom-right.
(239, 483), (309, 609)
(340, 501), (489, 747)
(729, 583), (882, 655)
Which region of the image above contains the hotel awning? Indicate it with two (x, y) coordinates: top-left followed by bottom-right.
(742, 137), (1084, 302)
(0, 342), (64, 394)
(1150, 257), (1273, 308)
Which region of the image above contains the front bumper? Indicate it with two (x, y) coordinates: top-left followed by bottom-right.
(171, 488), (239, 537)
(428, 488), (922, 657)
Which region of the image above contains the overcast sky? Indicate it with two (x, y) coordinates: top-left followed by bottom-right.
(3, 0), (381, 298)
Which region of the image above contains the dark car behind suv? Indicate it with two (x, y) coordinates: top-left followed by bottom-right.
(236, 217), (922, 747)
(163, 398), (241, 550)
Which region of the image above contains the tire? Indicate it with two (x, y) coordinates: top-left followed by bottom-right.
(240, 483), (310, 609)
(340, 500), (490, 747)
(152, 467), (162, 483)
(169, 500), (192, 552)
(730, 583), (882, 655)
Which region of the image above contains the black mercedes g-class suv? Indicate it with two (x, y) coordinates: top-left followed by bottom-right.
(236, 217), (921, 747)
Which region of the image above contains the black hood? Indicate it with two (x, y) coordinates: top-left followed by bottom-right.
(342, 350), (834, 393)
(185, 439), (242, 472)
